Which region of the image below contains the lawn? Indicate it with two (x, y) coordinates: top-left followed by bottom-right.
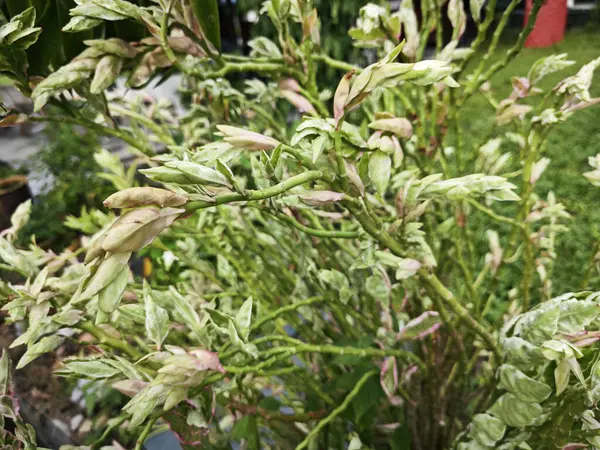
(461, 28), (600, 294)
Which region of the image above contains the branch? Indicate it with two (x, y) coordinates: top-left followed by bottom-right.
(294, 370), (378, 450)
(193, 62), (306, 82)
(467, 199), (526, 230)
(251, 297), (324, 332)
(77, 322), (143, 360)
(185, 171), (324, 211)
(313, 54), (359, 73)
(419, 270), (501, 359)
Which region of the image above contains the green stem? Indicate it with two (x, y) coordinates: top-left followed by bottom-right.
(77, 322), (143, 360)
(31, 116), (153, 156)
(185, 170), (323, 211)
(134, 414), (159, 450)
(313, 54), (358, 73)
(251, 297), (324, 332)
(467, 199), (526, 230)
(109, 104), (176, 146)
(194, 62), (306, 83)
(419, 270), (501, 359)
(581, 240), (600, 289)
(334, 125), (349, 192)
(294, 370), (378, 450)
(271, 211), (360, 239)
(91, 415), (128, 450)
(255, 338), (425, 369)
(465, 0), (544, 96)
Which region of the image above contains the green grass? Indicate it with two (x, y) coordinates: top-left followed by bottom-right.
(460, 29), (600, 294)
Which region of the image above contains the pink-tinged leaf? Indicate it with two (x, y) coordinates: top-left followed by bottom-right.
(281, 90), (317, 116)
(299, 191), (345, 206)
(380, 357), (402, 406)
(397, 311), (442, 340)
(344, 161), (365, 196)
(573, 336), (600, 347)
(334, 70), (354, 126)
(278, 78), (301, 92)
(188, 350), (226, 374)
(112, 379), (149, 397)
(511, 76), (531, 98)
(561, 444), (588, 450)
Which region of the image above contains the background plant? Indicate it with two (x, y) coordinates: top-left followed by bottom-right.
(1, 0), (600, 449)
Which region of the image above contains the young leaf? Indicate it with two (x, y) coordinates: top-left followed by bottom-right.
(369, 151), (391, 195)
(191, 0), (221, 53)
(497, 364), (552, 403)
(144, 281), (170, 350)
(17, 335), (64, 369)
(235, 297), (253, 341)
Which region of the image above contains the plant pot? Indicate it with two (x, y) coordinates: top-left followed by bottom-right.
(0, 175), (31, 230)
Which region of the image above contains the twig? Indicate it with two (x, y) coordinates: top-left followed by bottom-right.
(294, 370), (378, 450)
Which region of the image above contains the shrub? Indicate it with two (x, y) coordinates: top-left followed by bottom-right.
(1, 1), (600, 449)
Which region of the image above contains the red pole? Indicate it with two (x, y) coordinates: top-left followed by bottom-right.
(524, 0), (568, 48)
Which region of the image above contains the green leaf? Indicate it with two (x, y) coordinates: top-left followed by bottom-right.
(369, 150), (391, 195)
(488, 393), (543, 427)
(191, 0), (221, 54)
(169, 287), (209, 346)
(468, 413), (506, 447)
(555, 359), (570, 396)
(235, 297), (253, 341)
(497, 364), (552, 403)
(17, 335), (64, 369)
(230, 415), (260, 449)
(97, 265), (129, 317)
(0, 352), (11, 396)
(60, 359), (121, 379)
(90, 54), (123, 94)
(144, 281), (170, 350)
(77, 252), (132, 302)
(165, 161), (232, 188)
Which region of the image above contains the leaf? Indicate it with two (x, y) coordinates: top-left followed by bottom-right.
(555, 359), (571, 396)
(77, 252), (132, 301)
(97, 265), (129, 317)
(165, 161), (232, 188)
(104, 187), (188, 209)
(102, 207), (183, 253)
(299, 191), (345, 206)
(30, 266), (49, 297)
(112, 379), (148, 397)
(63, 16), (102, 32)
(468, 413), (506, 447)
(497, 364), (552, 403)
(398, 311), (442, 340)
(17, 335), (64, 369)
(395, 259), (421, 280)
(281, 90), (317, 116)
(231, 415), (260, 449)
(469, 0), (485, 22)
(0, 352), (11, 395)
(334, 70), (354, 125)
(235, 297), (253, 341)
(555, 299), (599, 334)
(164, 387), (188, 411)
(61, 359), (121, 379)
(144, 281), (170, 350)
(369, 151), (391, 194)
(191, 0), (221, 53)
(169, 287), (209, 346)
(488, 393), (543, 427)
(90, 54), (122, 94)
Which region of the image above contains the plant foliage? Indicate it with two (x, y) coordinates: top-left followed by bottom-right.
(1, 0), (600, 449)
